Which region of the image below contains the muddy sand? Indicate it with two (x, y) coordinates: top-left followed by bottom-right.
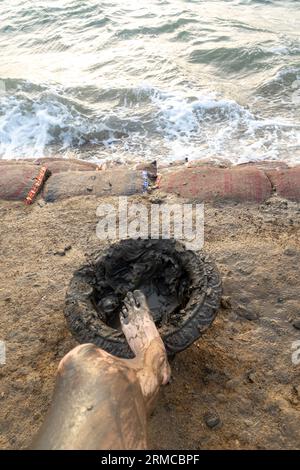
(0, 184), (299, 449)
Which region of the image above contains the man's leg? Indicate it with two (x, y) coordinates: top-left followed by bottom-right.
(32, 290), (170, 450)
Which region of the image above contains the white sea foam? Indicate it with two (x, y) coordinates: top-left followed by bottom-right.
(0, 81), (299, 164)
(146, 85), (300, 164)
(0, 86), (116, 159)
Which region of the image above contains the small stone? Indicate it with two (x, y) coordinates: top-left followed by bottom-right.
(225, 378), (241, 390)
(64, 245), (72, 252)
(237, 306), (258, 321)
(54, 250), (65, 256)
(292, 320), (300, 330)
(284, 248), (297, 256)
(237, 398), (253, 416)
(215, 393), (227, 403)
(204, 411), (221, 429)
(149, 197), (164, 204)
(221, 296), (231, 309)
(293, 385), (300, 397)
(276, 371), (291, 385)
(246, 371), (255, 383)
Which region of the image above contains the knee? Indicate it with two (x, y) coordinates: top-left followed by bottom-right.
(57, 343), (104, 375)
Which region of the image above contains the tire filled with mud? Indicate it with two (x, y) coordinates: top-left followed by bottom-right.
(64, 239), (222, 358)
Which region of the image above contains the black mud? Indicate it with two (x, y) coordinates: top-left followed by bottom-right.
(64, 239), (222, 358)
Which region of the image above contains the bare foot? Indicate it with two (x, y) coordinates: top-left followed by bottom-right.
(120, 290), (171, 396)
(120, 290), (161, 356)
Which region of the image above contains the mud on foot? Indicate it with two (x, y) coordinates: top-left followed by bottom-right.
(120, 290), (171, 388)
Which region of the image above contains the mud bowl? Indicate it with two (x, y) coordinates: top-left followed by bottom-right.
(64, 239), (222, 358)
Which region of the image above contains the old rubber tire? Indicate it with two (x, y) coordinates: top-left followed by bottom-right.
(64, 239), (222, 358)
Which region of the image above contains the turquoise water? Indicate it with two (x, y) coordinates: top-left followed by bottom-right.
(0, 0), (299, 164)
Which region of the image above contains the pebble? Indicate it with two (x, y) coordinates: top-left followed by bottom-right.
(293, 385), (300, 397)
(215, 393), (227, 403)
(284, 248), (297, 256)
(225, 378), (241, 390)
(276, 371), (291, 385)
(246, 371), (256, 383)
(53, 245), (72, 256)
(292, 320), (300, 330)
(237, 398), (253, 416)
(54, 250), (65, 256)
(221, 296), (231, 309)
(204, 411), (221, 429)
(237, 306), (258, 321)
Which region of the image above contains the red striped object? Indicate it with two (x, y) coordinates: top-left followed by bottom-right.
(24, 166), (49, 205)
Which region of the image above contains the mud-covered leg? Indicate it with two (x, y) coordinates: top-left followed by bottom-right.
(32, 344), (148, 450)
(32, 291), (170, 449)
(121, 290), (171, 412)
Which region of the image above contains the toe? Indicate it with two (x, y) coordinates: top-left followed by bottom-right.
(123, 298), (132, 312)
(133, 290), (148, 309)
(120, 306), (129, 324)
(125, 291), (136, 308)
(121, 306), (128, 318)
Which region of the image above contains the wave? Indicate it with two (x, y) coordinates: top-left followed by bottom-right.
(188, 42), (300, 74)
(0, 79), (129, 159)
(0, 79), (299, 164)
(148, 86), (300, 163)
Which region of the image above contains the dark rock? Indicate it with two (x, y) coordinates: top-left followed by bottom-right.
(293, 385), (300, 398)
(221, 296), (231, 309)
(292, 320), (300, 330)
(284, 248), (297, 256)
(54, 250), (65, 257)
(204, 411), (221, 429)
(276, 371), (291, 385)
(237, 305), (258, 321)
(246, 371), (256, 383)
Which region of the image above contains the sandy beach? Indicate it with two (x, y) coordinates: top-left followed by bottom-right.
(0, 160), (299, 449)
